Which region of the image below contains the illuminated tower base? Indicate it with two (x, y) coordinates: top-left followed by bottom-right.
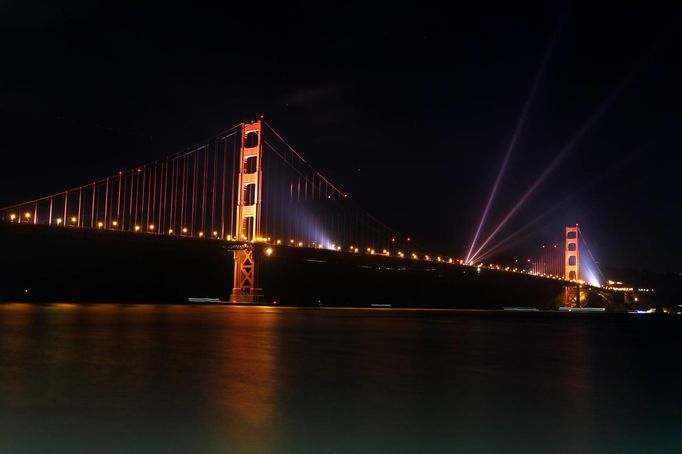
(564, 284), (581, 308)
(230, 247), (264, 303)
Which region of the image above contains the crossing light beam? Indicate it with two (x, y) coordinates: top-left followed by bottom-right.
(465, 5), (566, 264)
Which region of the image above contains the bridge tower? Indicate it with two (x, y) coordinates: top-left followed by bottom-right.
(230, 120), (264, 303)
(564, 224), (581, 307)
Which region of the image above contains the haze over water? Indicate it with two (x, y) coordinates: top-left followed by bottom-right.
(0, 304), (679, 453)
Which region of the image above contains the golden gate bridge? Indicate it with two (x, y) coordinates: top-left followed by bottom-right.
(0, 119), (604, 306)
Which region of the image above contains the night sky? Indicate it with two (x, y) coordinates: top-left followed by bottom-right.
(2, 1), (681, 272)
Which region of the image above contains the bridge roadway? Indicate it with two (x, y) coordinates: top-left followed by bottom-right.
(0, 222), (615, 309)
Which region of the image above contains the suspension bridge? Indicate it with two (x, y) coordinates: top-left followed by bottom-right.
(0, 119), (615, 308)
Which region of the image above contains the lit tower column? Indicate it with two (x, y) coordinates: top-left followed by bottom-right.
(564, 225), (580, 280)
(564, 224), (580, 307)
(230, 120), (264, 303)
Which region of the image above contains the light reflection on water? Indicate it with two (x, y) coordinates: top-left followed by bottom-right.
(0, 303), (680, 453)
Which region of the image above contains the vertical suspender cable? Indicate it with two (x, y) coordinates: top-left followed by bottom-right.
(221, 138), (227, 238)
(77, 187), (82, 227)
(104, 177), (109, 227)
(212, 139), (217, 235)
(202, 145), (208, 234)
(117, 173), (122, 225)
(91, 182), (96, 228)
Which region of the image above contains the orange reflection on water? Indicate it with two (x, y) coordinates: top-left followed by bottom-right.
(206, 306), (283, 451)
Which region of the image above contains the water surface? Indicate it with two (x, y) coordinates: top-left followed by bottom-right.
(0, 304), (679, 453)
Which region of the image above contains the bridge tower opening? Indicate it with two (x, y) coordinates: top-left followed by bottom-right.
(564, 224), (581, 307)
(230, 120), (265, 303)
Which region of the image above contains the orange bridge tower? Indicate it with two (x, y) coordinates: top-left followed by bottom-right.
(564, 224), (581, 307)
(230, 120), (264, 303)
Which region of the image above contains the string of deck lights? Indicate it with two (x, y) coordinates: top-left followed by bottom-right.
(2, 210), (595, 286)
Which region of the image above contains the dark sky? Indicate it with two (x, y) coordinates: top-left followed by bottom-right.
(1, 1), (681, 272)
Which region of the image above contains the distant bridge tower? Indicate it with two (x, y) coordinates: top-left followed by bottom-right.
(230, 120), (264, 303)
(564, 224), (581, 307)
(564, 225), (580, 281)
